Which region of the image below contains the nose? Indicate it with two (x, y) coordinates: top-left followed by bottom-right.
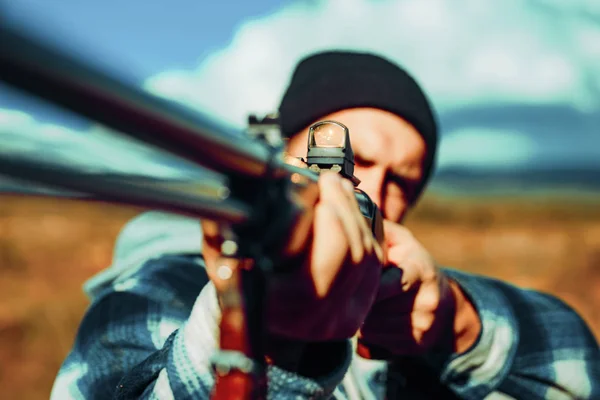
(354, 165), (386, 210)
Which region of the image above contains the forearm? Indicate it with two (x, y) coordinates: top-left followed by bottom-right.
(50, 288), (184, 400)
(439, 268), (600, 400)
(120, 281), (352, 399)
(75, 254), (352, 399)
(124, 281), (220, 399)
(53, 218), (355, 399)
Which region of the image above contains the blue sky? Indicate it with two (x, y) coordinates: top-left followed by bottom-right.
(1, 0), (295, 78)
(1, 0), (600, 180)
(0, 0), (295, 126)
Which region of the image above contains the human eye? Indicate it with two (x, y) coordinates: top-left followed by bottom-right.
(388, 173), (415, 200)
(354, 152), (374, 167)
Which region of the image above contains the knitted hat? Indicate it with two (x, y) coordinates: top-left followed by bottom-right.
(278, 50), (438, 204)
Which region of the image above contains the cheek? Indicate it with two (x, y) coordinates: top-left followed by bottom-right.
(354, 165), (385, 192)
(383, 184), (409, 223)
(383, 199), (407, 223)
(287, 135), (309, 157)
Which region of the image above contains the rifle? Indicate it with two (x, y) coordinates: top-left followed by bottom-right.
(0, 20), (388, 399)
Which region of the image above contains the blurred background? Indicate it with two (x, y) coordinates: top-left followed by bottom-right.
(1, 0), (599, 398)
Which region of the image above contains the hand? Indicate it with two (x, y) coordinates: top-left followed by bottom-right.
(202, 172), (384, 342)
(358, 220), (481, 356)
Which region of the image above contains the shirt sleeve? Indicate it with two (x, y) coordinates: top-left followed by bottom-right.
(50, 254), (352, 400)
(438, 268), (600, 400)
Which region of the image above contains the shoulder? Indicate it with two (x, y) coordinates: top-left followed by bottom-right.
(83, 211), (204, 301)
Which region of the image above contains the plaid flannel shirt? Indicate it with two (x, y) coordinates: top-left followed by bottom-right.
(50, 212), (600, 399)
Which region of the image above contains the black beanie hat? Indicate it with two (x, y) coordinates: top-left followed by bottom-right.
(278, 50), (438, 204)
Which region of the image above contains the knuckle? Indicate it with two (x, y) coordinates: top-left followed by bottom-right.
(355, 246), (366, 263)
(313, 278), (334, 299)
(414, 312), (436, 332)
(421, 261), (437, 279)
(421, 267), (437, 282)
(420, 286), (441, 311)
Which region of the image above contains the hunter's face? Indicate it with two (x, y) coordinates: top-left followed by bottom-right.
(287, 107), (427, 223)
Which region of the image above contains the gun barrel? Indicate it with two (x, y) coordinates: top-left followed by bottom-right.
(0, 155), (251, 223)
(0, 20), (318, 222)
(0, 22), (272, 179)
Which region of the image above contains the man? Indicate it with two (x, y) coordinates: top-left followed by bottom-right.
(51, 51), (599, 399)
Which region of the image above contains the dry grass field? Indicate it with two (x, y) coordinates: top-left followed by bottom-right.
(0, 192), (599, 399)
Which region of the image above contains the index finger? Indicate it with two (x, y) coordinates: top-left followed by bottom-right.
(283, 153), (308, 169)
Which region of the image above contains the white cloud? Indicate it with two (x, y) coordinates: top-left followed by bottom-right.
(0, 108), (203, 179)
(144, 0), (600, 128)
(3, 0), (597, 181)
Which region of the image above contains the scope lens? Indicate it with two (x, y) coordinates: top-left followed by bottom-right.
(309, 122), (346, 148)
